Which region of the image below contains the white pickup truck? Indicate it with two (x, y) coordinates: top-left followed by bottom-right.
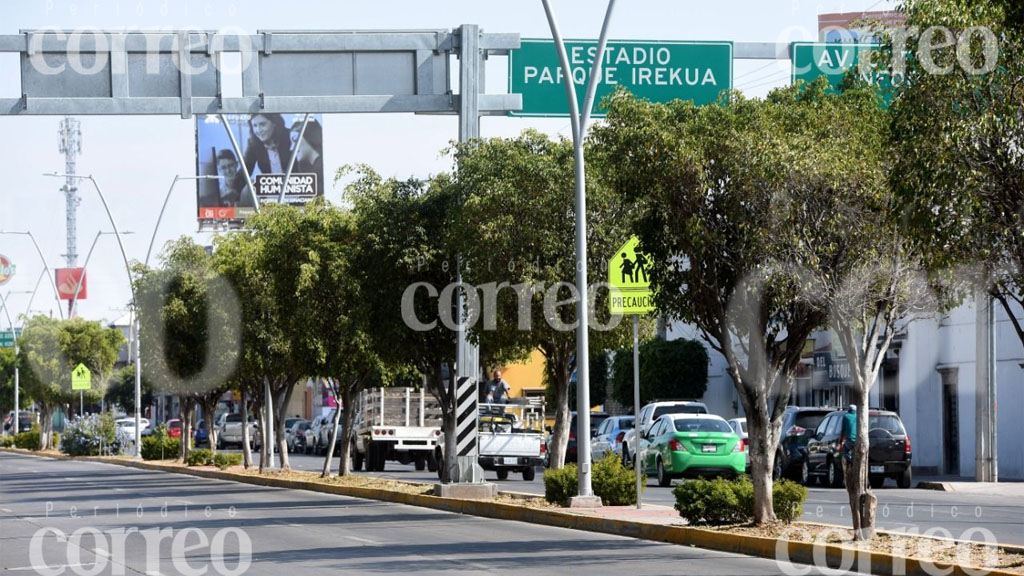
(352, 387), (441, 472)
(438, 402), (546, 481)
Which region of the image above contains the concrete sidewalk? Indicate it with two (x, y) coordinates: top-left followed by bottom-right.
(917, 479), (1024, 496)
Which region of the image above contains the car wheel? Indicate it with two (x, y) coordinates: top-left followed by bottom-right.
(522, 467), (536, 481)
(352, 445), (364, 472)
(622, 446), (631, 468)
(496, 469), (509, 481)
(870, 475), (885, 489)
(426, 453), (438, 473)
(216, 436), (224, 450)
(657, 458), (672, 487)
(772, 453), (784, 481)
(800, 460), (811, 486)
(828, 458), (844, 488)
(897, 467), (912, 489)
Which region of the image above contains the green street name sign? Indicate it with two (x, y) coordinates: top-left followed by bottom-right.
(72, 363), (92, 391)
(608, 236), (656, 316)
(791, 42), (897, 105)
(0, 329), (21, 348)
(509, 39), (733, 117)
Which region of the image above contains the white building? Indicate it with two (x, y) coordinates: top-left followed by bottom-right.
(668, 297), (1024, 480)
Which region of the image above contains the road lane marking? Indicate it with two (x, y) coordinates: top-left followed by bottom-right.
(344, 535), (382, 546)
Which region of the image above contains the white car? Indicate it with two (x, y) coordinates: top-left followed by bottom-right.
(115, 417), (150, 441)
(621, 401), (708, 467)
(727, 417), (750, 469)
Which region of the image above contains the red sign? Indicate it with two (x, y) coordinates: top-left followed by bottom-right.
(0, 254), (15, 286)
(198, 206), (237, 220)
(56, 268), (87, 300)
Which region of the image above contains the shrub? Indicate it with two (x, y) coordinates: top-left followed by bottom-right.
(141, 427), (181, 460)
(187, 449), (213, 466)
(592, 453), (644, 506)
(773, 479), (807, 523)
(674, 476), (809, 525)
(14, 426), (41, 450)
(543, 464), (579, 506)
(0, 436), (13, 447)
(213, 452), (242, 470)
(673, 477), (746, 525)
(60, 413), (131, 456)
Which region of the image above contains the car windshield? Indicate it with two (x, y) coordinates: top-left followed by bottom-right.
(654, 404), (705, 419)
(618, 418), (635, 430)
(738, 420), (747, 434)
(674, 419), (732, 433)
(870, 414), (905, 435)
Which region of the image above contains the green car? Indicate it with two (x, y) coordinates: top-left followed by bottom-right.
(642, 414), (745, 486)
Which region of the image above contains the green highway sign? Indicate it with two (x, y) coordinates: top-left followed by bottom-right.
(72, 363), (92, 391)
(0, 329), (21, 348)
(608, 236), (656, 316)
(791, 42), (896, 105)
(509, 39), (733, 117)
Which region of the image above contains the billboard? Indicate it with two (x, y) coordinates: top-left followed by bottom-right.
(196, 114), (325, 221)
(56, 268), (87, 300)
(0, 254), (14, 286)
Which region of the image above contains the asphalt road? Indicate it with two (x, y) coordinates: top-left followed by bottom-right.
(1, 452), (844, 575)
(278, 451), (1024, 546)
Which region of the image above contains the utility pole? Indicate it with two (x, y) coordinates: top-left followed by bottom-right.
(58, 117), (82, 318)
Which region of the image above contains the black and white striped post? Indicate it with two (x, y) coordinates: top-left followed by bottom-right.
(452, 376), (484, 482)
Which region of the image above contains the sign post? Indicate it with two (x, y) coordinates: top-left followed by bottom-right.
(72, 363), (91, 417)
(510, 40), (733, 117)
(608, 236), (655, 509)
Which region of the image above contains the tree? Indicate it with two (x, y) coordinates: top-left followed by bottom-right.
(449, 131), (632, 469)
(890, 0), (1024, 349)
(104, 366), (153, 415)
(250, 200), (383, 477)
(611, 338), (709, 409)
(546, 346), (610, 410)
(0, 347), (32, 414)
(346, 167), (459, 479)
(18, 315), (122, 449)
(135, 237), (239, 461)
(593, 86), (876, 524)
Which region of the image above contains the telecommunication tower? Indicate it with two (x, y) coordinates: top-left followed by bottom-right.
(58, 117), (82, 316)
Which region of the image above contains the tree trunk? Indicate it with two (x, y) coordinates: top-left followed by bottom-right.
(203, 397), (217, 457)
(258, 407), (267, 473)
(845, 385), (876, 540)
(178, 398), (187, 462)
(743, 394), (778, 525)
(241, 391), (252, 469)
(276, 382), (295, 470)
(547, 349), (571, 469)
(39, 405), (52, 451)
(337, 383), (356, 476)
(320, 382), (344, 478)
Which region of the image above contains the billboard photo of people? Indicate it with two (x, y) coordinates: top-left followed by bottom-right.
(196, 113), (325, 222)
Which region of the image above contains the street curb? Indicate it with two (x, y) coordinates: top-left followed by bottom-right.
(917, 481), (954, 492)
(3, 449), (1020, 576)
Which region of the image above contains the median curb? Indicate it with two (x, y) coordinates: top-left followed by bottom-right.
(2, 448), (1019, 576)
(917, 481), (954, 492)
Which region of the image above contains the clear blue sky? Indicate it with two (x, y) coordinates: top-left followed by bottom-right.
(0, 0), (895, 324)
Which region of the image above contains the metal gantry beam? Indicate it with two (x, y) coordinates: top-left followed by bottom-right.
(0, 29), (521, 118)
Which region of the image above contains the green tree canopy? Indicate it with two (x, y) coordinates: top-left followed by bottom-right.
(611, 338), (709, 409)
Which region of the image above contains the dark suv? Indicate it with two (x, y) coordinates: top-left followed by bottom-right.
(547, 412), (610, 464)
(773, 407), (834, 481)
(805, 409), (912, 489)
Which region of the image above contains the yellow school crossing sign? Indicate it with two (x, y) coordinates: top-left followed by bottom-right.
(608, 236), (656, 315)
(71, 363), (91, 391)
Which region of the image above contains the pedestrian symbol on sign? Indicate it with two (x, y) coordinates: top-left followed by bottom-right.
(71, 363), (92, 391)
(608, 237), (656, 315)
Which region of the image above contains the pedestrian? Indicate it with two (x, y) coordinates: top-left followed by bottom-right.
(490, 370), (510, 404)
(842, 404), (857, 463)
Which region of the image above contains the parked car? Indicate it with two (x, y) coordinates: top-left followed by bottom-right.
(804, 409), (912, 489)
(726, 418), (749, 470)
(591, 415), (635, 462)
(640, 413), (745, 486)
(3, 410), (37, 434)
(218, 413), (260, 449)
(193, 421), (209, 447)
(304, 416), (326, 454)
(621, 401), (708, 467)
(545, 411), (609, 465)
(317, 409), (341, 455)
(287, 420), (311, 453)
(166, 419), (183, 438)
(773, 407), (834, 481)
(114, 417), (150, 441)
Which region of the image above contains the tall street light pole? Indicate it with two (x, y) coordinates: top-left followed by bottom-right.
(539, 0), (617, 504)
(44, 173), (142, 456)
(0, 290), (31, 435)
